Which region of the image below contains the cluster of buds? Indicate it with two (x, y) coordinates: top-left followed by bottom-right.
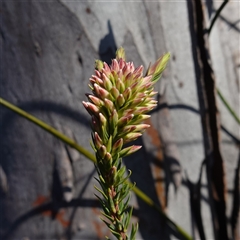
(83, 47), (170, 240)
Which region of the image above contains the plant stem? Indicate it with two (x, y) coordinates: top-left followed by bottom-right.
(217, 88), (240, 125)
(206, 0), (240, 125)
(0, 97), (96, 163)
(0, 97), (192, 240)
(207, 0), (229, 35)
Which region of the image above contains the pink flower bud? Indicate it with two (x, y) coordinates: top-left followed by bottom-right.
(129, 62), (135, 72)
(91, 116), (101, 133)
(118, 58), (125, 69)
(95, 70), (101, 78)
(131, 114), (150, 125)
(134, 106), (150, 115)
(119, 145), (142, 158)
(121, 125), (137, 134)
(82, 101), (99, 117)
(112, 138), (123, 154)
(142, 75), (152, 85)
(124, 73), (133, 87)
(110, 109), (118, 131)
(111, 59), (119, 72)
(122, 132), (142, 144)
(117, 114), (134, 127)
(133, 65), (143, 77)
(94, 132), (103, 149)
(102, 73), (113, 91)
(122, 87), (132, 101)
(146, 53), (170, 82)
(99, 113), (107, 127)
(148, 91), (158, 97)
(104, 98), (114, 113)
(103, 62), (111, 75)
(92, 75), (104, 85)
(122, 64), (131, 77)
(134, 124), (150, 132)
(129, 98), (144, 108)
(105, 152), (112, 162)
(94, 84), (110, 100)
(99, 145), (107, 158)
(86, 94), (103, 107)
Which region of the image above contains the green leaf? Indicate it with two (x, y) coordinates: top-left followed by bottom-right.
(94, 176), (106, 189)
(106, 135), (113, 153)
(118, 186), (131, 203)
(108, 193), (116, 213)
(116, 170), (132, 187)
(124, 207), (132, 230)
(94, 183), (108, 200)
(120, 196), (131, 216)
(94, 194), (107, 208)
(129, 223), (138, 240)
(117, 166), (126, 180)
(101, 211), (114, 222)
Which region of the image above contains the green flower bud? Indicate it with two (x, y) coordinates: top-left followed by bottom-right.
(116, 47), (126, 61)
(122, 132), (142, 144)
(99, 145), (107, 159)
(110, 87), (120, 99)
(116, 94), (125, 108)
(146, 52), (170, 83)
(95, 59), (104, 71)
(122, 87), (132, 102)
(110, 109), (118, 132)
(112, 138), (123, 155)
(119, 145), (142, 158)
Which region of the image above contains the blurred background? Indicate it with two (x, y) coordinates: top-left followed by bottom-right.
(0, 0), (239, 239)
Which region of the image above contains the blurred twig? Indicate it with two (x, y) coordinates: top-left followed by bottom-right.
(0, 97), (193, 240)
(207, 0), (240, 125)
(217, 88), (240, 125)
(193, 0), (228, 238)
(207, 0), (229, 35)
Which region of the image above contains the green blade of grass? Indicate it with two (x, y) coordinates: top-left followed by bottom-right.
(217, 88), (240, 125)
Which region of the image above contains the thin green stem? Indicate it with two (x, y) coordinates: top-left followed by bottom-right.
(0, 97), (96, 163)
(217, 88), (240, 125)
(207, 0), (229, 35)
(0, 97), (192, 240)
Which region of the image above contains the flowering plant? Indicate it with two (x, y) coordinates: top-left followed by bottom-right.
(83, 47), (170, 240)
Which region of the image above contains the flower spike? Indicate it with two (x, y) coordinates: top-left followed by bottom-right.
(83, 47), (170, 240)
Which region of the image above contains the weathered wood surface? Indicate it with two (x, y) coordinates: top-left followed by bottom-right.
(0, 0), (239, 239)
